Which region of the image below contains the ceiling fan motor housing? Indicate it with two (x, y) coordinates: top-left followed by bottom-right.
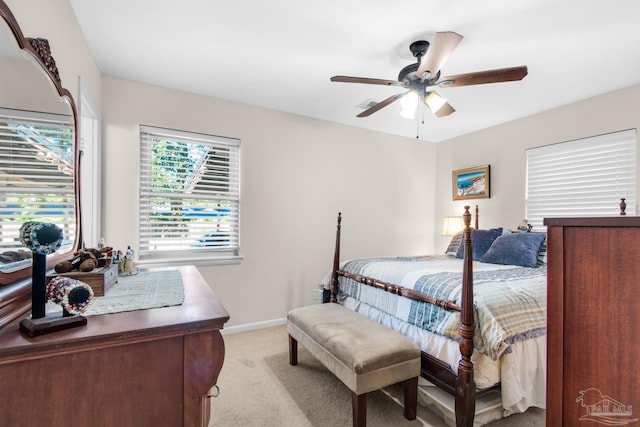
(398, 40), (439, 86)
(398, 63), (421, 86)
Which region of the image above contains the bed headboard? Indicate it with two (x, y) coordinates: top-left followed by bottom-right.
(329, 205), (479, 303)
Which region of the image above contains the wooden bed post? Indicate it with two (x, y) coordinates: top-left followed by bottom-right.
(455, 206), (476, 427)
(474, 205), (479, 230)
(330, 212), (342, 303)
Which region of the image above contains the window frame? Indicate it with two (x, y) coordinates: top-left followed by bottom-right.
(526, 128), (637, 230)
(138, 125), (241, 267)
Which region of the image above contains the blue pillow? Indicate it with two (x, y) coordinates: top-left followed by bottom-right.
(456, 228), (503, 261)
(481, 233), (546, 267)
(445, 231), (464, 256)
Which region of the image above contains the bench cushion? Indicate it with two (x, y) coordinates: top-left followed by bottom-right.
(287, 303), (421, 395)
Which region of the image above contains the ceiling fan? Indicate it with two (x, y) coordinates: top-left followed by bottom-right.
(331, 32), (528, 119)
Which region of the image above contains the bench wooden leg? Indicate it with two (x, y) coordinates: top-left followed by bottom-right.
(403, 376), (418, 420)
(352, 392), (366, 427)
(289, 335), (298, 365)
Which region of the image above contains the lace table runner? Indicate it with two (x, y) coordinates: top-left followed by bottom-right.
(46, 269), (185, 316)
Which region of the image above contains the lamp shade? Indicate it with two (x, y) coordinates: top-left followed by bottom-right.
(441, 216), (464, 236)
(399, 91), (419, 119)
(425, 91), (447, 113)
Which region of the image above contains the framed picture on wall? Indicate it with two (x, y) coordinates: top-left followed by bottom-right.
(452, 165), (490, 200)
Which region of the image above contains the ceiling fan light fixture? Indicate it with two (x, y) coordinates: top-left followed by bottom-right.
(425, 91), (447, 113)
(399, 108), (416, 119)
(400, 90), (419, 119)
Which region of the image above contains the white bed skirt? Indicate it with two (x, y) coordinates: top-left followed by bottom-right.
(341, 296), (546, 417)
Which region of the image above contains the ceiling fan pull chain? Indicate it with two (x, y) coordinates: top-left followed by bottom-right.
(416, 103), (427, 139)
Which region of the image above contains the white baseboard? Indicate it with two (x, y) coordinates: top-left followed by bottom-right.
(222, 317), (287, 335)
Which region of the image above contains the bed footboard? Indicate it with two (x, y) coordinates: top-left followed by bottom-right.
(329, 206), (477, 427)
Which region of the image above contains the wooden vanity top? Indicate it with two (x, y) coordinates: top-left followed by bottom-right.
(0, 265), (230, 362)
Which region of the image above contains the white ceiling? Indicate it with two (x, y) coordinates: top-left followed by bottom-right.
(68, 0), (640, 142)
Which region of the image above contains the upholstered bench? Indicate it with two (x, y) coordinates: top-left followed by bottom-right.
(287, 303), (421, 427)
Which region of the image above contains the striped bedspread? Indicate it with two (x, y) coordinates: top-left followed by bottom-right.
(335, 255), (546, 360)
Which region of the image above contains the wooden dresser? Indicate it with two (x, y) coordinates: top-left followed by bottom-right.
(545, 217), (640, 426)
(0, 265), (229, 427)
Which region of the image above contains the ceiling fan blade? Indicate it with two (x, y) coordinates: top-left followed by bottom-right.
(331, 76), (404, 87)
(434, 102), (455, 118)
(439, 66), (528, 88)
(417, 31), (463, 79)
(424, 91), (455, 117)
(357, 92), (406, 117)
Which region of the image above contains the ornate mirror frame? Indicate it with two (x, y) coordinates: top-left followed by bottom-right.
(0, 0), (81, 328)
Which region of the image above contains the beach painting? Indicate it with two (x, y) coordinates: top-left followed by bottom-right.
(452, 165), (490, 200)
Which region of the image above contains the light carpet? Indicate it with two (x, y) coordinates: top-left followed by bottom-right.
(209, 325), (544, 427)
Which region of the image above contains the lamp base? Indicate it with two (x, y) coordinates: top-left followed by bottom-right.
(19, 312), (87, 337)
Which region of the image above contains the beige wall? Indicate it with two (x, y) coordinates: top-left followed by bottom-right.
(433, 83), (640, 252)
(0, 59), (72, 114)
(101, 76), (437, 328)
(9, 0), (640, 330)
(6, 0), (102, 111)
(5, 0), (436, 329)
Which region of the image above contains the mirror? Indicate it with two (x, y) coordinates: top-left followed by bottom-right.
(0, 0), (80, 327)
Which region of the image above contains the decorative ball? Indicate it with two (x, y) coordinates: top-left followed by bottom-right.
(19, 221), (64, 255)
(47, 276), (94, 315)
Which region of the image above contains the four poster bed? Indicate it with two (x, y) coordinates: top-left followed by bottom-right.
(324, 206), (547, 426)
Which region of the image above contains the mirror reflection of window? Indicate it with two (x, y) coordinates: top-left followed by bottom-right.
(0, 0), (81, 329)
(0, 108), (75, 271)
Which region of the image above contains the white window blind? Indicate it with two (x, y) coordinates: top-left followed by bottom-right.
(0, 108), (76, 260)
(526, 129), (636, 229)
(139, 125), (240, 264)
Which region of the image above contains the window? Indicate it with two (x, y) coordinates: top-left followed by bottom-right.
(139, 125), (240, 266)
(526, 129), (636, 230)
(0, 108), (76, 266)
